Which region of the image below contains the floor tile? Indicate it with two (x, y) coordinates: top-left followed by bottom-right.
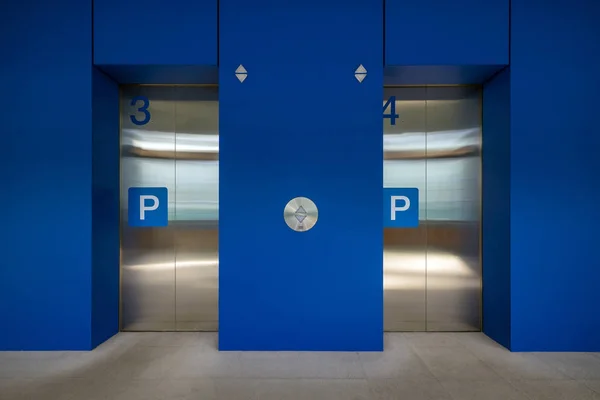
(368, 378), (453, 400)
(105, 379), (164, 400)
(166, 347), (242, 378)
(510, 379), (600, 400)
(215, 378), (371, 400)
(533, 353), (600, 380)
(0, 378), (37, 400)
(466, 346), (568, 380)
(0, 332), (599, 400)
(441, 379), (531, 400)
(382, 333), (410, 351)
(582, 381), (600, 394)
(133, 332), (205, 347)
(155, 378), (218, 400)
(359, 342), (434, 379)
(238, 352), (364, 379)
(412, 346), (502, 381)
(25, 378), (92, 400)
(403, 333), (467, 349)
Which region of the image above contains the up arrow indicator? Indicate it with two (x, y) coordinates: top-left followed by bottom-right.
(235, 64), (248, 83)
(355, 64), (367, 83)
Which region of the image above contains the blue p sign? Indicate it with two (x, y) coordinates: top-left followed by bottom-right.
(128, 187), (168, 227)
(384, 188), (419, 228)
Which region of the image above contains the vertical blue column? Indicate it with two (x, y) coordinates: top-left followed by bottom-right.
(219, 1), (384, 350)
(482, 68), (511, 349)
(509, 0), (600, 351)
(0, 0), (94, 350)
(91, 68), (120, 348)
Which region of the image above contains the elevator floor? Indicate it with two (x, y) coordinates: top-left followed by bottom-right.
(1, 333), (600, 400)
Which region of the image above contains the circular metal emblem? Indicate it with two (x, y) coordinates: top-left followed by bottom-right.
(283, 197), (318, 232)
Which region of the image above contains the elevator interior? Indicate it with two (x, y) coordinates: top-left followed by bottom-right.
(119, 85), (481, 332)
(383, 86), (482, 331)
(120, 85), (219, 331)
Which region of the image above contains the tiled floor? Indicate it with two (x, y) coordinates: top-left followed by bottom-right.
(1, 332), (600, 399)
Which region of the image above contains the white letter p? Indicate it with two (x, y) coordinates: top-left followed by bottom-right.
(391, 195), (410, 220)
(140, 195), (159, 220)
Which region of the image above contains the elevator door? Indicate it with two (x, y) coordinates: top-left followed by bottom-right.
(120, 85), (219, 331)
(383, 86), (482, 331)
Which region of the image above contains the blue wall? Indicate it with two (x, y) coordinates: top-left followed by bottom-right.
(384, 0), (509, 84)
(218, 0), (383, 351)
(385, 0), (508, 66)
(2, 0), (599, 352)
(93, 0), (218, 84)
(0, 0), (121, 350)
(93, 0), (217, 66)
(482, 68), (511, 349)
(91, 68), (120, 348)
(509, 0), (600, 351)
(0, 0), (94, 350)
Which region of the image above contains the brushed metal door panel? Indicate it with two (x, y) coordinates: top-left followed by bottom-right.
(383, 87), (427, 331)
(120, 86), (176, 331)
(173, 86), (219, 331)
(425, 86), (481, 331)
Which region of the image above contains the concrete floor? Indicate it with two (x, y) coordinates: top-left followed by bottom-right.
(1, 332), (600, 400)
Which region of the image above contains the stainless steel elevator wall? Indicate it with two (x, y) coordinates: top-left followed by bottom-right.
(120, 86), (219, 331)
(383, 86), (481, 332)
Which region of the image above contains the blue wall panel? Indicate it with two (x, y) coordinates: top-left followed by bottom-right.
(91, 68), (120, 348)
(93, 0), (217, 81)
(482, 68), (511, 349)
(219, 0), (383, 351)
(385, 0), (509, 67)
(510, 0), (600, 351)
(0, 0), (93, 350)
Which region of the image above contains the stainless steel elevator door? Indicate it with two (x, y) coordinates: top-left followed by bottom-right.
(383, 86), (482, 332)
(120, 85), (219, 331)
(383, 88), (427, 331)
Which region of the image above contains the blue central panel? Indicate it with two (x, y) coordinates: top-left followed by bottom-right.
(219, 1), (383, 351)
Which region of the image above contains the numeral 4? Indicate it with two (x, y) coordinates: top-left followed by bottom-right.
(383, 96), (399, 125)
